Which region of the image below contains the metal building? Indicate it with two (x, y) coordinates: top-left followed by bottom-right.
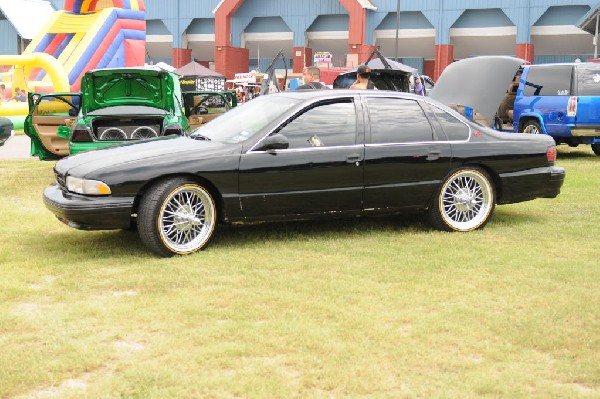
(2, 0), (599, 80)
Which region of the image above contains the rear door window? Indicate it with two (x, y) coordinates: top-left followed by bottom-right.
(426, 103), (470, 141)
(576, 66), (600, 96)
(523, 66), (573, 96)
(366, 97), (433, 143)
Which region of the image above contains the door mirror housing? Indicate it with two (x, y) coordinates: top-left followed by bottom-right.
(57, 125), (71, 139)
(257, 133), (289, 151)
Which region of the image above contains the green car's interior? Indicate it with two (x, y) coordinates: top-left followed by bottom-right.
(25, 93), (80, 159)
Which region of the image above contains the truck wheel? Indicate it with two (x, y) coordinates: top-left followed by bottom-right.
(592, 143), (600, 156)
(138, 178), (217, 257)
(428, 168), (495, 232)
(522, 120), (542, 134)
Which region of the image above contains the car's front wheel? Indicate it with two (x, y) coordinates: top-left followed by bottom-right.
(522, 120), (542, 134)
(138, 178), (217, 257)
(591, 143), (600, 156)
(428, 168), (495, 232)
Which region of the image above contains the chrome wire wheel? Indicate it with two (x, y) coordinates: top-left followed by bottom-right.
(437, 169), (494, 231)
(158, 184), (216, 254)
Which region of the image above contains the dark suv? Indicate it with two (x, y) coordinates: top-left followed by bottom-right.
(513, 62), (600, 155)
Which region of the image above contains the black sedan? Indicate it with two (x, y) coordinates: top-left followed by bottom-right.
(44, 89), (565, 256)
(0, 117), (13, 147)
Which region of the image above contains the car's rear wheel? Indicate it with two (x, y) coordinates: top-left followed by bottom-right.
(591, 143), (600, 156)
(138, 178), (217, 257)
(428, 168), (495, 232)
(522, 120), (542, 134)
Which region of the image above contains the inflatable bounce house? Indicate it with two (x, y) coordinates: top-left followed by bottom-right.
(0, 0), (146, 125)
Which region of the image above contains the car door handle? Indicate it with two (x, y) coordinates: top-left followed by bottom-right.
(427, 150), (441, 161)
(346, 153), (363, 166)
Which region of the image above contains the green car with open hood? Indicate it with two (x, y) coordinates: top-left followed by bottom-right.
(24, 67), (236, 160)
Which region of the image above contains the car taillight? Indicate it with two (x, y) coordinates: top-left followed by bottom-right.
(547, 146), (557, 162)
(567, 96), (577, 117)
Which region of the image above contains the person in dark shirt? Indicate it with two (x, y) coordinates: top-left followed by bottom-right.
(295, 66), (328, 90)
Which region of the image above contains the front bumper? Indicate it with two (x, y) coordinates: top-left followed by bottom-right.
(43, 183), (135, 230)
(498, 166), (566, 204)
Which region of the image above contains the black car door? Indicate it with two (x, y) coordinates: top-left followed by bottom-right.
(362, 96), (452, 210)
(238, 97), (364, 218)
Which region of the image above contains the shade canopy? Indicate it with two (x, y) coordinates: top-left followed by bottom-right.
(174, 61), (224, 78)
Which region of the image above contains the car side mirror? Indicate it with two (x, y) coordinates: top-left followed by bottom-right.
(257, 133), (289, 151)
(57, 125), (71, 139)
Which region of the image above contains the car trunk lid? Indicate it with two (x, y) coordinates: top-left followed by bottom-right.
(81, 68), (174, 114)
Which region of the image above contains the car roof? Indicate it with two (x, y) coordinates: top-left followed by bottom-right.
(271, 89), (425, 100)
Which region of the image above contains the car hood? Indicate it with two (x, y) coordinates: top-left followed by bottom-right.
(80, 69), (175, 114)
(429, 56), (524, 121)
(55, 136), (235, 177)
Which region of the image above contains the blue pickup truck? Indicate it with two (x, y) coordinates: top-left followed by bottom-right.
(510, 62), (600, 156)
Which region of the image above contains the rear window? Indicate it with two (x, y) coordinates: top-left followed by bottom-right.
(576, 66), (600, 96)
(523, 66), (572, 96)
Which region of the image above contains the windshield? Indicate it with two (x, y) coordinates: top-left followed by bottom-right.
(188, 95), (301, 143)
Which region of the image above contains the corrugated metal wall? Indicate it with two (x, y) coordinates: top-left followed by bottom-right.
(535, 54), (594, 63)
(145, 0), (222, 47)
(231, 0), (346, 47)
(48, 0), (63, 10)
(0, 20), (18, 54)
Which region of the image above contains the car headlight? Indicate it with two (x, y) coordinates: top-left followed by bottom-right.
(65, 176), (111, 195)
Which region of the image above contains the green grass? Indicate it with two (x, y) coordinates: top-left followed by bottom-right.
(0, 146), (599, 398)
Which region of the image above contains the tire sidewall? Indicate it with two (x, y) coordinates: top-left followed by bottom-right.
(430, 167), (496, 232)
(138, 178), (217, 256)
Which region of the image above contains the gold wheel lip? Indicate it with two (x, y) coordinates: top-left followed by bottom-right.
(157, 184), (216, 255)
(438, 169), (494, 232)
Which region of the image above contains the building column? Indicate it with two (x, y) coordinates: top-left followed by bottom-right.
(172, 48), (192, 68)
(214, 46), (249, 80)
(339, 0), (376, 66)
(293, 47), (312, 73)
(348, 44), (379, 65)
(214, 0), (247, 79)
(434, 44), (454, 81)
(516, 43), (534, 64)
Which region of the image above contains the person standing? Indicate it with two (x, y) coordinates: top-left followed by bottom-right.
(349, 65), (376, 90)
(295, 66), (328, 90)
(414, 76), (425, 96)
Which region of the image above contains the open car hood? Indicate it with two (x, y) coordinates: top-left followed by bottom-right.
(81, 68), (175, 114)
(429, 56), (524, 121)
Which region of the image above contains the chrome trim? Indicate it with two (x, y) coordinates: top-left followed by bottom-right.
(247, 144), (363, 154)
(366, 141), (451, 147)
(246, 95), (362, 153)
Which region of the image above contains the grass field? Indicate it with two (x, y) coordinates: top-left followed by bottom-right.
(0, 147), (598, 398)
